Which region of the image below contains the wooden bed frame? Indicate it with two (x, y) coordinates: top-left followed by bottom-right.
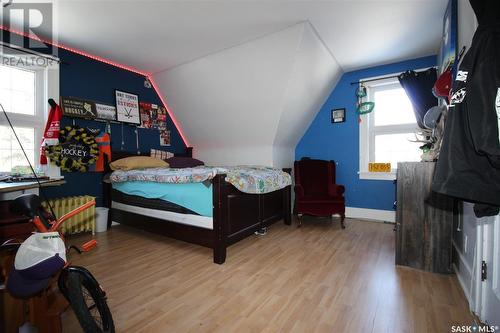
(103, 148), (291, 264)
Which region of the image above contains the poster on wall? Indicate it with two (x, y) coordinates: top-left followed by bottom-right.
(160, 130), (171, 146)
(95, 103), (117, 121)
(139, 102), (167, 130)
(438, 0), (457, 73)
(139, 102), (154, 128)
(115, 90), (140, 124)
(157, 106), (167, 129)
(60, 97), (97, 119)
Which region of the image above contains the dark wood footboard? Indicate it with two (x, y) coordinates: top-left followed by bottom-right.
(212, 169), (292, 264)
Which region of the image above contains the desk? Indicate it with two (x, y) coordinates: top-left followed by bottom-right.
(0, 179), (66, 201)
(0, 179), (65, 241)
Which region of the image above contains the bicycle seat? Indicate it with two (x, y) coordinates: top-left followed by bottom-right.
(10, 194), (42, 218)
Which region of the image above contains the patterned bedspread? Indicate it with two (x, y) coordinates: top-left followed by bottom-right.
(220, 166), (291, 194)
(110, 166), (291, 194)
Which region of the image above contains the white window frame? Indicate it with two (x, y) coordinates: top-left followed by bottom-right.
(359, 76), (418, 181)
(1, 49), (60, 177)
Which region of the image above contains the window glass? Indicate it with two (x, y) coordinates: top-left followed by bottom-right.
(373, 88), (416, 126)
(0, 64), (36, 116)
(374, 133), (421, 168)
(359, 78), (421, 179)
(0, 126), (35, 172)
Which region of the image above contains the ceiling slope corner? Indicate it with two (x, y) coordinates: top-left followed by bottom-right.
(272, 23), (343, 152)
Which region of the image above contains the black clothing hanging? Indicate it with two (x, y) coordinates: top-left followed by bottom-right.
(432, 0), (500, 216)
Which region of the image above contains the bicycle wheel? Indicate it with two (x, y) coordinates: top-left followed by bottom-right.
(66, 269), (115, 333)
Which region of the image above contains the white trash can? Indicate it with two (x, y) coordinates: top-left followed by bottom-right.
(95, 207), (109, 233)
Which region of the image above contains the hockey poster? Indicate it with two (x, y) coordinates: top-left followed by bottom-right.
(115, 90), (140, 125)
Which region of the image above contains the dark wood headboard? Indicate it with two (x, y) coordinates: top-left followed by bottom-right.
(112, 147), (192, 160)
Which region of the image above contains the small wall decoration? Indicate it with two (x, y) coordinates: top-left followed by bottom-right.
(368, 163), (391, 172)
(45, 126), (99, 172)
(115, 90), (140, 124)
(61, 97), (97, 119)
(95, 103), (117, 121)
(160, 130), (171, 146)
(331, 108), (346, 123)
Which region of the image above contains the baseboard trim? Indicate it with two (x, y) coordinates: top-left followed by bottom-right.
(451, 240), (475, 309)
(345, 207), (395, 223)
(453, 262), (472, 304)
(452, 240), (473, 276)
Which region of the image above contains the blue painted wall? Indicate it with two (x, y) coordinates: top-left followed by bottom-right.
(3, 33), (186, 205)
(295, 55), (436, 211)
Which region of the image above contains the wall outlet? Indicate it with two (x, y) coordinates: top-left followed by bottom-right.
(464, 235), (468, 254)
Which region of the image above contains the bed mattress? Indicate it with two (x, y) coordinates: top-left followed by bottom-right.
(111, 189), (198, 215)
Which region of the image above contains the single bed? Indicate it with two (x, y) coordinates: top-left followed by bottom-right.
(103, 148), (291, 264)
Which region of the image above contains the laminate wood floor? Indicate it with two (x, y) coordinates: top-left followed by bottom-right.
(61, 217), (474, 333)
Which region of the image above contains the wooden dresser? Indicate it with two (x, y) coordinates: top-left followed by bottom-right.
(395, 162), (457, 274)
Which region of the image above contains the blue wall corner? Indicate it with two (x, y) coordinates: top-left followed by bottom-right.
(295, 55), (437, 211)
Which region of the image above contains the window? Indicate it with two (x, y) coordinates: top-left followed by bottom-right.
(359, 77), (421, 180)
(0, 53), (59, 175)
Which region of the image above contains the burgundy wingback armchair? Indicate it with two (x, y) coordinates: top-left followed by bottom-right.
(293, 159), (345, 228)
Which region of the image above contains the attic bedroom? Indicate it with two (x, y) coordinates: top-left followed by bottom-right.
(0, 0), (499, 332)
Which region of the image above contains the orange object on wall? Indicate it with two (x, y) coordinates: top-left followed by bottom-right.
(93, 133), (111, 172)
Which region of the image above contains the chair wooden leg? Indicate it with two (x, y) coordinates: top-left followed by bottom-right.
(297, 214), (303, 227)
(340, 214), (346, 229)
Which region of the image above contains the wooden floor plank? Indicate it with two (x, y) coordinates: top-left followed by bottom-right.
(60, 217), (474, 333)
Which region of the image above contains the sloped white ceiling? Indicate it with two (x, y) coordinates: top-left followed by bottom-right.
(4, 1), (447, 72)
(153, 22), (341, 167)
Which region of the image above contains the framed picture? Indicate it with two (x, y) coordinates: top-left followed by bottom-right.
(115, 90), (140, 124)
(95, 103), (117, 121)
(60, 97), (97, 119)
(331, 108), (346, 123)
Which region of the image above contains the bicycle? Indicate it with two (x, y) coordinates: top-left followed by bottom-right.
(1, 193), (115, 333)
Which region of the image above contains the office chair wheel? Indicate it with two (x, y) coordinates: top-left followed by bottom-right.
(65, 269), (115, 333)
